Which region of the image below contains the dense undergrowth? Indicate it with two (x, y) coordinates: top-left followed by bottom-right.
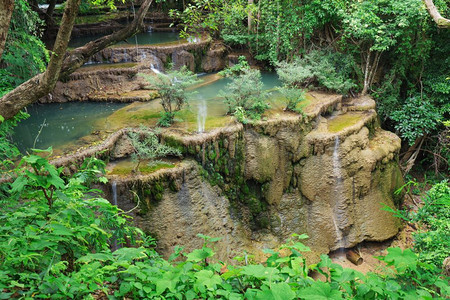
(0, 152), (448, 299)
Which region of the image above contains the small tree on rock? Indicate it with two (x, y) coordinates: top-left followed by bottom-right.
(141, 67), (200, 127)
(220, 68), (269, 124)
(128, 127), (182, 172)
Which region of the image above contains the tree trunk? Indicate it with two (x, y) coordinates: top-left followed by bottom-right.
(0, 0), (14, 61)
(423, 0), (450, 28)
(60, 0), (153, 80)
(45, 0), (57, 26)
(0, 0), (153, 121)
(361, 50), (371, 95)
(0, 0), (80, 121)
(248, 0), (253, 33)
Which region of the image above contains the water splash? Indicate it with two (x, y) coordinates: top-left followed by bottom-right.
(147, 25), (153, 32)
(197, 98), (207, 133)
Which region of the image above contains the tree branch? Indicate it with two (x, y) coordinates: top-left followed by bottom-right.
(423, 0), (450, 28)
(0, 0), (153, 121)
(60, 0), (153, 80)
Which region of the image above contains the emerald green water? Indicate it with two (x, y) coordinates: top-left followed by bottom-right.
(69, 31), (181, 48)
(13, 72), (281, 152)
(189, 72), (281, 131)
(13, 102), (127, 153)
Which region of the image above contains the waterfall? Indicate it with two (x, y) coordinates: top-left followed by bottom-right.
(111, 181), (118, 250)
(147, 25), (153, 32)
(197, 98), (207, 133)
(151, 63), (161, 74)
(332, 136), (345, 249)
(111, 181), (118, 206)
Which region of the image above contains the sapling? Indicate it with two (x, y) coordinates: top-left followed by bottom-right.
(220, 68), (269, 123)
(140, 66), (201, 126)
(128, 127), (182, 172)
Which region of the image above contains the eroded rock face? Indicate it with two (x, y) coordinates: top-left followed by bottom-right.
(101, 95), (403, 261)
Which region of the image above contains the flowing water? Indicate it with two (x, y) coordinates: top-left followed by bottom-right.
(68, 31), (181, 48)
(111, 181), (118, 250)
(197, 98), (207, 133)
(332, 136), (346, 249)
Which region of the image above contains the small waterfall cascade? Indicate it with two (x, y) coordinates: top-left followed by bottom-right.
(111, 181), (118, 250)
(187, 36), (200, 43)
(151, 63), (162, 74)
(332, 136), (345, 249)
(197, 98), (207, 133)
(111, 181), (118, 206)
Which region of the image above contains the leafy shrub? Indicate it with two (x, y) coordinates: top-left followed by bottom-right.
(276, 50), (356, 95)
(278, 86), (306, 113)
(411, 181), (450, 267)
(220, 68), (269, 123)
(219, 56), (250, 77)
(141, 67), (200, 126)
(391, 96), (442, 146)
(128, 127), (182, 172)
(0, 151), (149, 298)
(1, 0), (49, 92)
(0, 112), (28, 173)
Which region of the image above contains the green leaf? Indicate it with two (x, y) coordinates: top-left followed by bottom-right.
(186, 247), (215, 262)
(300, 281), (343, 299)
(382, 247), (417, 272)
(195, 269), (222, 290)
(113, 247), (148, 262)
(10, 175), (28, 194)
(119, 282), (132, 295)
(241, 265), (280, 280)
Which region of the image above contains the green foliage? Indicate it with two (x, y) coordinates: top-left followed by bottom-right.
(220, 68), (269, 123)
(391, 97), (442, 145)
(0, 154), (148, 298)
(169, 0), (223, 39)
(0, 112), (28, 173)
(1, 0), (49, 94)
(411, 181), (450, 267)
(276, 50), (356, 95)
(278, 87), (306, 113)
(141, 67), (200, 126)
(127, 127), (182, 172)
(219, 56), (250, 77)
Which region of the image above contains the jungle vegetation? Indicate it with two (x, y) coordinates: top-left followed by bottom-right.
(0, 0), (449, 298)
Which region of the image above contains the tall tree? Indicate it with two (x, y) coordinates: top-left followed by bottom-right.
(0, 0), (14, 60)
(0, 0), (153, 121)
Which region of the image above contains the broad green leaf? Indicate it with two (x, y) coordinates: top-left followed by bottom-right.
(186, 247), (215, 262)
(241, 265), (280, 280)
(10, 175), (28, 194)
(300, 281), (343, 299)
(77, 252), (114, 263)
(382, 247), (417, 272)
(113, 247), (148, 262)
(195, 269), (222, 290)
